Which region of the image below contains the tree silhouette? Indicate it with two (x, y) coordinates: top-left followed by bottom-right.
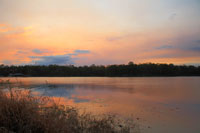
(0, 62), (199, 77)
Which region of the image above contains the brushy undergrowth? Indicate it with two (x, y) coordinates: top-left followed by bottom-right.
(0, 80), (139, 133)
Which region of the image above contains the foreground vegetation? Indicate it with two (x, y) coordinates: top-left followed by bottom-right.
(0, 81), (138, 133)
(0, 62), (200, 77)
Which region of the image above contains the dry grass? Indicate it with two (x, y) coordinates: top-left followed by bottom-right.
(0, 80), (139, 133)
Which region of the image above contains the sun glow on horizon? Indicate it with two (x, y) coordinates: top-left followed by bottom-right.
(0, 0), (200, 65)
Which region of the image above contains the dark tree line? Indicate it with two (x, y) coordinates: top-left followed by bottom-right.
(0, 62), (200, 77)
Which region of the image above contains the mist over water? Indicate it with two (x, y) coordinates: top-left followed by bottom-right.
(1, 77), (200, 133)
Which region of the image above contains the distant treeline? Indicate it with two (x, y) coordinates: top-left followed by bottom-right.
(0, 62), (200, 77)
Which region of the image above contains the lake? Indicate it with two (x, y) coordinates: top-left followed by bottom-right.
(0, 77), (200, 133)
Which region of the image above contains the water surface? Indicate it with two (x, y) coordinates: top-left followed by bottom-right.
(1, 77), (200, 133)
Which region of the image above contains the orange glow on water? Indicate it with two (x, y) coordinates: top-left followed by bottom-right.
(1, 77), (200, 133)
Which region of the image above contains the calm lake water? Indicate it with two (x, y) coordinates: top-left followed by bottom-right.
(0, 77), (200, 133)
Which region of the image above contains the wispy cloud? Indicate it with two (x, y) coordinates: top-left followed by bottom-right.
(155, 45), (173, 50)
(0, 24), (10, 33)
(32, 49), (49, 54)
(0, 48), (91, 65)
(28, 49), (90, 65)
(74, 50), (90, 54)
(0, 23), (28, 35)
(30, 54), (74, 65)
(187, 45), (200, 52)
(155, 38), (200, 52)
(17, 50), (28, 55)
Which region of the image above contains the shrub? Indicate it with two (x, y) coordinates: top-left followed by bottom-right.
(0, 81), (139, 133)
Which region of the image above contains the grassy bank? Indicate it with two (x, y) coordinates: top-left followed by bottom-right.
(0, 81), (139, 133)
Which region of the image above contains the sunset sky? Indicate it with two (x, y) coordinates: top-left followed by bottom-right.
(0, 0), (200, 66)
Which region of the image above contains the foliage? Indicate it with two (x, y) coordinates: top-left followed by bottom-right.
(0, 82), (139, 133)
(0, 62), (199, 77)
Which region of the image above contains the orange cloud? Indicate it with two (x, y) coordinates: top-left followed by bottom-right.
(0, 22), (200, 65)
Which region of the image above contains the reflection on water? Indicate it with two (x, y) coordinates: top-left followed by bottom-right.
(0, 77), (200, 133)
